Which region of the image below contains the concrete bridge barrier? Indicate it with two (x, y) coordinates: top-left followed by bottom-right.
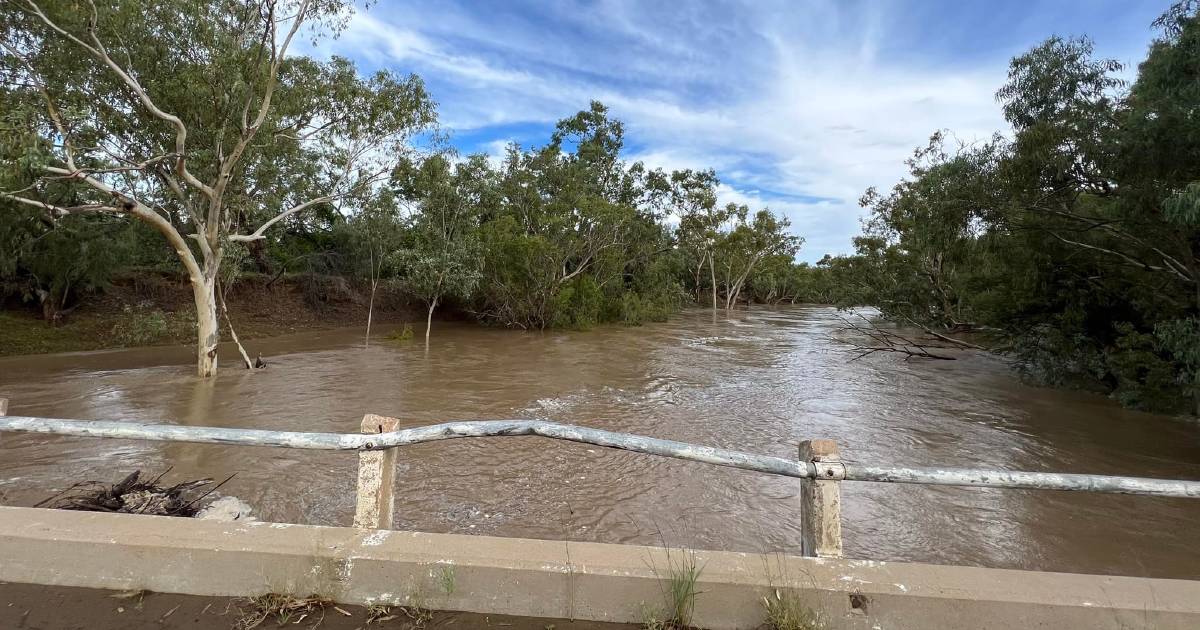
(0, 506), (1196, 629)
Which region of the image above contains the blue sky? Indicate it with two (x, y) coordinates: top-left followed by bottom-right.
(308, 0), (1167, 262)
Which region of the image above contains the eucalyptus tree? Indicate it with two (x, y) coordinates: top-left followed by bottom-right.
(857, 133), (1004, 328)
(393, 154), (484, 346)
(475, 102), (671, 329)
(1117, 3), (1200, 412)
(714, 205), (801, 310)
(0, 0), (435, 376)
(821, 2), (1200, 413)
(348, 188), (407, 347)
(657, 168), (722, 306)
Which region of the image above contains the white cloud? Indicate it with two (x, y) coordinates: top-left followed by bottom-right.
(309, 1), (1152, 261)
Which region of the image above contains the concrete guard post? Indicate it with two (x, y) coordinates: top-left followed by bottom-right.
(800, 438), (844, 558)
(0, 397), (8, 417)
(353, 414), (399, 529)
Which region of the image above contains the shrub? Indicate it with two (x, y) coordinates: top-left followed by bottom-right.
(110, 306), (193, 347)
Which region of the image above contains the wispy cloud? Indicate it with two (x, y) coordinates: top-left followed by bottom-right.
(309, 0), (1163, 261)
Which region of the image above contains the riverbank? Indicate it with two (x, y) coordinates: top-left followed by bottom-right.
(0, 272), (420, 357)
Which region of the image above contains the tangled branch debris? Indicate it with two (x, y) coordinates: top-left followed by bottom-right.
(836, 314), (958, 361)
(35, 469), (234, 517)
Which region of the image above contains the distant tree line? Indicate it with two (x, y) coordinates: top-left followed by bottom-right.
(807, 2), (1200, 415)
(0, 0), (800, 376)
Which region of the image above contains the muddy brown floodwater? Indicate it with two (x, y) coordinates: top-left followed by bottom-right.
(1, 306), (1198, 579)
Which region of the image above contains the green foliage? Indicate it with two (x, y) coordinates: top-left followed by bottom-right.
(818, 2), (1200, 413)
(1165, 183), (1200, 224)
(552, 276), (604, 329)
(1157, 318), (1200, 411)
(455, 102), (782, 330)
(762, 589), (826, 630)
(642, 547), (703, 630)
(392, 155), (484, 324)
(0, 205), (138, 320)
(386, 324), (415, 342)
(1105, 323), (1184, 412)
(109, 306), (193, 347)
(3, 0), (810, 350)
(434, 565), (456, 596)
(0, 0), (438, 373)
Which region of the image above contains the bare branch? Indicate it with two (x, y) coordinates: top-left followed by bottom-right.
(21, 0), (215, 201)
(1050, 232), (1194, 283)
(900, 316), (988, 350)
(227, 195), (334, 242)
(835, 314), (958, 361)
(0, 191), (117, 215)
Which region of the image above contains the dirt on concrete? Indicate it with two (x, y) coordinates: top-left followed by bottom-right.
(0, 582), (639, 630)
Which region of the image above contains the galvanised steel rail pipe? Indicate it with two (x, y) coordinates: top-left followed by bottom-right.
(0, 416), (807, 478)
(1, 415), (1199, 498)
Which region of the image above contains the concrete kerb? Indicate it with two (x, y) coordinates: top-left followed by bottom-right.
(0, 506), (1197, 629)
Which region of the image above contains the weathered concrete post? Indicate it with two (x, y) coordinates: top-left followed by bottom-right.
(799, 439), (843, 558)
(353, 414), (399, 530)
(0, 398), (7, 416)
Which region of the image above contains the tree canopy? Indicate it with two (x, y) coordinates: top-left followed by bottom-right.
(808, 2), (1200, 414)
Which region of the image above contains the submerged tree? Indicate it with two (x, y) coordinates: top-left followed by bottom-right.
(660, 169), (723, 308)
(348, 189), (407, 347)
(819, 1), (1200, 413)
(0, 0), (436, 376)
(394, 154), (484, 347)
(714, 205), (801, 310)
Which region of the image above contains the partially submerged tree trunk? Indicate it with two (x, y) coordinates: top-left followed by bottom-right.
(709, 255), (718, 312)
(217, 280), (255, 370)
(425, 296), (438, 349)
(1, 1), (432, 378)
(193, 273), (220, 378)
(364, 246), (382, 348)
(365, 279), (378, 347)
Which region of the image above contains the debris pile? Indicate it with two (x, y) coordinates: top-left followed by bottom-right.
(36, 470), (240, 518)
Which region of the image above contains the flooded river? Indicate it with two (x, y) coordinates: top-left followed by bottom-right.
(1, 306), (1198, 579)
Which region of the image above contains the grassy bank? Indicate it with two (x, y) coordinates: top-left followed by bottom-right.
(0, 271), (416, 358)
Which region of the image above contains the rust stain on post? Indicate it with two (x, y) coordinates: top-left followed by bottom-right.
(799, 439), (843, 558)
(353, 414), (399, 530)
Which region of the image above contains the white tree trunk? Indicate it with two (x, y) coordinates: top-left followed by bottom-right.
(425, 297), (437, 349)
(217, 280), (254, 369)
(709, 254), (718, 312)
(365, 278), (378, 348)
(193, 275), (220, 378)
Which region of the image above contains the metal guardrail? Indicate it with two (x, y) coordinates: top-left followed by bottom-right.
(1, 401), (1198, 558)
(2, 415), (1196, 497)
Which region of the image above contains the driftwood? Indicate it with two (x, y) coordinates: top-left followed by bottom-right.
(836, 314), (957, 360)
(35, 469), (233, 517)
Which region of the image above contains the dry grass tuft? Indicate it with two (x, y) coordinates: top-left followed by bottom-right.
(234, 593), (334, 629)
(762, 589), (826, 630)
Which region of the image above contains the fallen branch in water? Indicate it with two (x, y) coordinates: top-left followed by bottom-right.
(900, 316), (988, 351)
(836, 314), (957, 361)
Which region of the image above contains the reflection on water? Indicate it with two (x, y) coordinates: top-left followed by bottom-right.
(1, 306), (1198, 578)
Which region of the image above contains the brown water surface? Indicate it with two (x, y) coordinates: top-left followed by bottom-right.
(1, 306), (1198, 578)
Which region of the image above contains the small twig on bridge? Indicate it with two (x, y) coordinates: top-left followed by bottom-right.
(836, 314), (957, 361)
